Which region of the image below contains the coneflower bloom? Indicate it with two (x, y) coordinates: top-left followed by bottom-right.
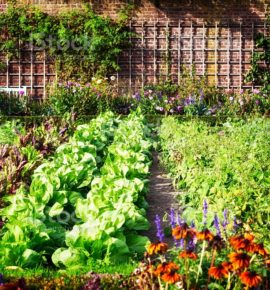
(229, 233), (255, 252)
(179, 250), (198, 260)
(155, 262), (179, 276)
(252, 243), (269, 256)
(197, 229), (214, 241)
(161, 271), (182, 284)
(228, 252), (250, 270)
(239, 271), (262, 287)
(172, 223), (195, 240)
(208, 262), (230, 279)
(147, 242), (168, 256)
(209, 235), (225, 251)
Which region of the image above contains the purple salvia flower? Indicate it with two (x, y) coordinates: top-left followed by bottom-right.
(213, 213), (221, 237)
(178, 238), (185, 249)
(203, 199), (208, 227)
(0, 274), (4, 286)
(190, 220), (195, 228)
(233, 216), (239, 233)
(187, 238), (196, 252)
(155, 214), (164, 242)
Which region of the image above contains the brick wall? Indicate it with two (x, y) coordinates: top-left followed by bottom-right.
(0, 0), (268, 97)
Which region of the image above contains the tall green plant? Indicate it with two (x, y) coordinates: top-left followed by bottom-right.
(0, 4), (132, 82)
(246, 15), (270, 92)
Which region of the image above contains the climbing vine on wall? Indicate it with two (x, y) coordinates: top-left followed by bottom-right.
(246, 13), (270, 92)
(0, 4), (133, 82)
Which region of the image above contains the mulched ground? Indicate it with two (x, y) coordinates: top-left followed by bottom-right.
(142, 152), (181, 245)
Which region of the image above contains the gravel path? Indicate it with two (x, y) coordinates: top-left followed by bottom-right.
(142, 152), (181, 244)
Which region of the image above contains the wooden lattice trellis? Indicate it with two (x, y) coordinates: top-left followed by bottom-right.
(0, 20), (267, 98)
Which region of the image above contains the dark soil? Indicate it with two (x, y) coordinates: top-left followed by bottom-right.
(142, 152), (181, 244)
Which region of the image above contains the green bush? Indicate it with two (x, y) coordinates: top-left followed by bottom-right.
(159, 117), (270, 247)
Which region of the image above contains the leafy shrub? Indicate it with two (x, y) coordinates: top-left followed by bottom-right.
(131, 67), (269, 116)
(0, 116), (75, 209)
(0, 4), (132, 82)
(0, 92), (29, 116)
(246, 14), (270, 94)
(48, 78), (129, 115)
(159, 117), (270, 247)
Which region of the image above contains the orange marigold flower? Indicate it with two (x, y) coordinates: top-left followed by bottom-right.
(228, 252), (250, 270)
(155, 262), (179, 276)
(161, 272), (182, 284)
(265, 259), (270, 268)
(252, 243), (269, 256)
(147, 242), (168, 256)
(196, 229), (214, 241)
(208, 263), (230, 280)
(179, 250), (198, 260)
(240, 271), (262, 287)
(229, 234), (255, 252)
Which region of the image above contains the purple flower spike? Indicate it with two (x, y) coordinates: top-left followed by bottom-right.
(203, 199), (208, 227)
(213, 213), (221, 237)
(155, 214), (164, 242)
(0, 274), (4, 286)
(170, 208), (176, 228)
(187, 238), (196, 252)
(179, 238), (185, 249)
(233, 216), (239, 233)
(190, 220), (195, 228)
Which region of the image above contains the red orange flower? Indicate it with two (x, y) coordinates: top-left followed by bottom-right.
(147, 242), (168, 256)
(229, 233), (255, 252)
(208, 262), (231, 279)
(155, 262), (179, 276)
(161, 272), (182, 284)
(240, 271), (262, 287)
(196, 229), (214, 241)
(172, 223), (195, 240)
(228, 252), (250, 270)
(252, 243), (269, 256)
(179, 250), (198, 260)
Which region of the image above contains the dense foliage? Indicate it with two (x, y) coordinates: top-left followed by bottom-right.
(0, 112), (152, 269)
(0, 117), (74, 208)
(0, 4), (132, 81)
(246, 15), (270, 93)
(159, 117), (270, 247)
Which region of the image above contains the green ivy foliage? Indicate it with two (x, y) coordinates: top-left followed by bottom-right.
(246, 15), (270, 92)
(0, 4), (133, 81)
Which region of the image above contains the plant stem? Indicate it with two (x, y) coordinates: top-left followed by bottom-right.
(196, 240), (206, 285)
(185, 257), (190, 290)
(225, 272), (231, 290)
(205, 248), (216, 290)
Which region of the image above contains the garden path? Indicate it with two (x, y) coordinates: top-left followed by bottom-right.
(142, 152), (181, 244)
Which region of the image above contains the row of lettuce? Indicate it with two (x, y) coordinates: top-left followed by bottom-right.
(159, 117), (270, 247)
(0, 111), (152, 269)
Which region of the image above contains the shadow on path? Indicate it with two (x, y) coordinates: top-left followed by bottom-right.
(142, 151), (181, 244)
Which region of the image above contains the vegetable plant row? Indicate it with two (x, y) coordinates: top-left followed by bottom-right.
(159, 117), (270, 247)
(0, 111), (152, 269)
